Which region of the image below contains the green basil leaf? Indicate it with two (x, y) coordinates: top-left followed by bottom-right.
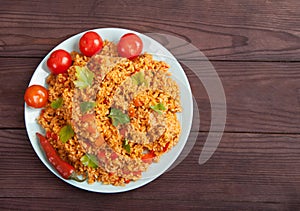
(150, 103), (166, 114)
(80, 153), (99, 168)
(108, 108), (130, 127)
(123, 139), (131, 153)
(59, 124), (74, 143)
(80, 101), (96, 113)
(132, 71), (146, 86)
(51, 98), (63, 109)
(74, 66), (94, 89)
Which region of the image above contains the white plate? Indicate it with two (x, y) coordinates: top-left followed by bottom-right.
(24, 28), (193, 193)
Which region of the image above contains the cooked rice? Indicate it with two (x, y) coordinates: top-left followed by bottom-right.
(38, 40), (182, 186)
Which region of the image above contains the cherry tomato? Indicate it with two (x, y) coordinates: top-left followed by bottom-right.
(117, 33), (143, 60)
(24, 85), (48, 108)
(79, 31), (103, 57)
(47, 49), (72, 74)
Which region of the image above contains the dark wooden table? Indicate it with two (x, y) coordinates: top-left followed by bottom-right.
(1, 0), (300, 210)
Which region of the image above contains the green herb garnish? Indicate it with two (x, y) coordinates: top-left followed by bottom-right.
(150, 103), (166, 114)
(51, 98), (63, 109)
(131, 71), (147, 86)
(80, 101), (96, 113)
(74, 66), (94, 89)
(80, 153), (99, 168)
(59, 124), (74, 143)
(123, 139), (131, 153)
(108, 108), (130, 127)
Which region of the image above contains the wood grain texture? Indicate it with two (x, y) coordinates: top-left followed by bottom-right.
(1, 130), (300, 209)
(185, 61), (300, 133)
(1, 0), (300, 209)
(0, 0), (299, 61)
(1, 58), (299, 133)
(1, 198), (297, 210)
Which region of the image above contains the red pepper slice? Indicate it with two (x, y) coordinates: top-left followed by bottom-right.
(36, 133), (85, 182)
(133, 98), (143, 107)
(141, 151), (155, 164)
(128, 107), (135, 117)
(163, 142), (170, 152)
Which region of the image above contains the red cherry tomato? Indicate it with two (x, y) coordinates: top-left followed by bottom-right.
(47, 49), (72, 74)
(79, 31), (103, 57)
(24, 85), (48, 108)
(117, 33), (143, 60)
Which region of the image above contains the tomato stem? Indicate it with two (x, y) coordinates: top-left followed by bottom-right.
(69, 171), (86, 182)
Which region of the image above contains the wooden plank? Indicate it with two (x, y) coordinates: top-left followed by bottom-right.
(0, 198), (294, 210)
(2, 1), (300, 210)
(185, 60), (300, 133)
(0, 58), (37, 128)
(1, 129), (300, 209)
(0, 0), (299, 61)
(1, 58), (299, 133)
